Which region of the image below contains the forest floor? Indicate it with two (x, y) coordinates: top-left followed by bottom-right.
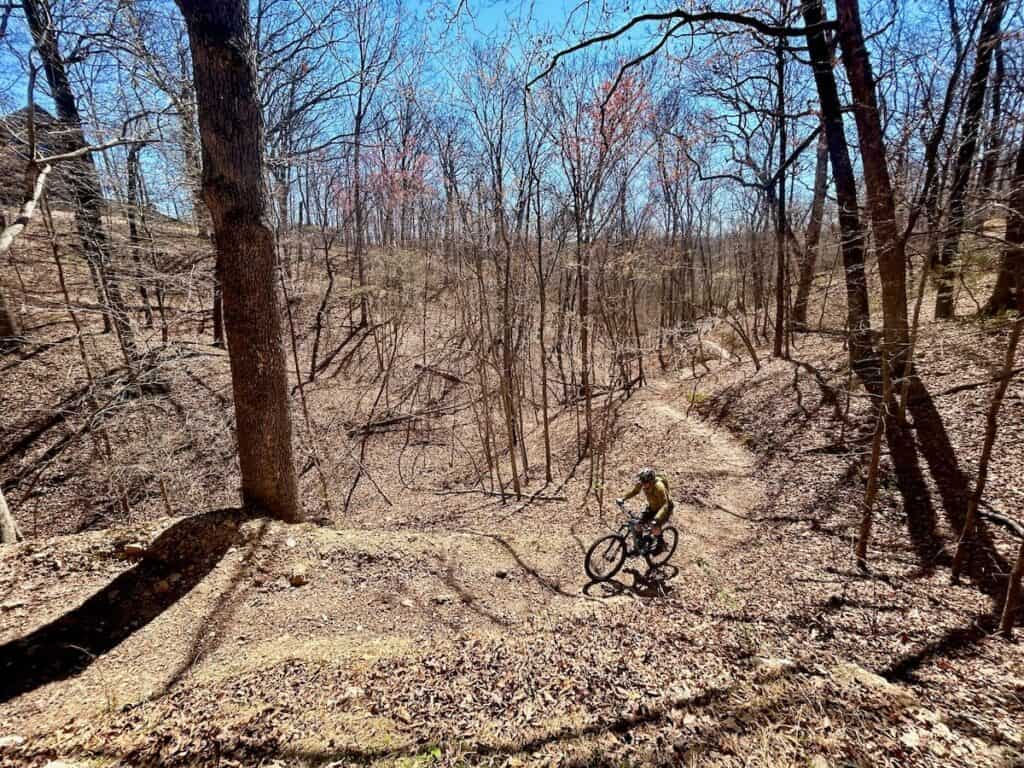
(2, 223), (1024, 766)
(2, 341), (1023, 767)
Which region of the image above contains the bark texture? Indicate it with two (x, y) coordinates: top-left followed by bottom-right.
(176, 0), (301, 521)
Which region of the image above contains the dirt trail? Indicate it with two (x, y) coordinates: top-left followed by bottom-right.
(5, 375), (1016, 766)
(0, 376), (772, 765)
(644, 379), (760, 547)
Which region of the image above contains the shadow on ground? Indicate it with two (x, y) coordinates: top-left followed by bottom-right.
(0, 508), (251, 703)
(582, 563), (680, 599)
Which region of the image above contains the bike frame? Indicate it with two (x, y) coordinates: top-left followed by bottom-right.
(617, 510), (652, 557)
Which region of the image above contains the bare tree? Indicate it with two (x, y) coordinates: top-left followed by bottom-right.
(22, 0), (138, 365)
(792, 127), (828, 329)
(176, 0), (301, 521)
(344, 0), (401, 327)
(934, 0), (1009, 319)
(800, 0), (876, 386)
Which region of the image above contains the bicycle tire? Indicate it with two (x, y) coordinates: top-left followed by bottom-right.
(644, 526), (679, 568)
(585, 534), (627, 582)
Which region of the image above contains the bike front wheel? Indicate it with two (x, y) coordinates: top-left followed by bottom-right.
(585, 534), (627, 582)
(644, 526), (679, 568)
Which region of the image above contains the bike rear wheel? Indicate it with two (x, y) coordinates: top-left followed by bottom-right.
(644, 526), (679, 568)
(585, 534), (627, 581)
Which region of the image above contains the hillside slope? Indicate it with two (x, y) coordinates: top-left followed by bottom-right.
(2, 368), (1022, 767)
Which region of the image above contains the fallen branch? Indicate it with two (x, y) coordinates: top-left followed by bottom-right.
(692, 494), (749, 521)
(561, 376), (642, 407)
(924, 366), (1024, 401)
(347, 413), (417, 435)
(413, 363), (465, 384)
(0, 164), (52, 258)
(979, 505), (1024, 539)
(434, 488), (566, 502)
(346, 401), (474, 436)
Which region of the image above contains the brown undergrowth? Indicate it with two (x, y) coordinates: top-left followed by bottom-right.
(2, 230), (1023, 765)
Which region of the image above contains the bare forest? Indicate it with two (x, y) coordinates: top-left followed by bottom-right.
(1, 0), (1023, 765)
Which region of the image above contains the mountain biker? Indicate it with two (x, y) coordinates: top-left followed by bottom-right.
(616, 468), (673, 552)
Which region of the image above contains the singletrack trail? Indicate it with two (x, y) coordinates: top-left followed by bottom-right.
(0, 376), (781, 765)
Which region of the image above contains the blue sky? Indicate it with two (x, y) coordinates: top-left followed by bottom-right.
(0, 0), (988, 224)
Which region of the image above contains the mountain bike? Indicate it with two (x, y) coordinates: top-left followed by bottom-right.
(583, 500), (679, 582)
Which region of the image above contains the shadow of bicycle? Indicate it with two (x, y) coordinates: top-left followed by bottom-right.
(582, 563), (680, 599)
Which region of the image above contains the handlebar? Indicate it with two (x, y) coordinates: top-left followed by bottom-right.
(615, 499), (650, 530)
(616, 499), (640, 518)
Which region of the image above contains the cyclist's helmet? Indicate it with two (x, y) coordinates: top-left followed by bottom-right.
(638, 467), (656, 484)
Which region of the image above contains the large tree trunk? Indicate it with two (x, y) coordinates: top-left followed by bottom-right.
(836, 0), (1010, 578)
(935, 0), (1008, 319)
(22, 0), (137, 364)
(792, 127), (828, 329)
(808, 0), (945, 563)
(801, 0), (876, 386)
(176, 0), (300, 522)
(982, 141), (1024, 315)
(834, 0), (911, 366)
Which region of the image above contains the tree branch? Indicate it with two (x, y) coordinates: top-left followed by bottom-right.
(0, 136), (144, 258)
(0, 164), (52, 258)
(528, 9), (837, 88)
